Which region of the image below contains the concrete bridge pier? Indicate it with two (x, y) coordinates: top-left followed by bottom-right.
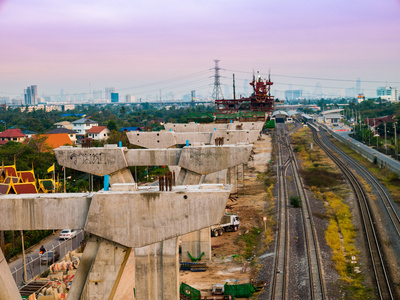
(66, 236), (131, 300)
(134, 237), (179, 300)
(181, 228), (211, 262)
(0, 248), (21, 300)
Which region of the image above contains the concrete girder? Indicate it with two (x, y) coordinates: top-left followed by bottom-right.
(127, 130), (260, 149)
(0, 193), (91, 231)
(178, 146), (251, 175)
(163, 121), (265, 132)
(124, 148), (181, 167)
(54, 145), (252, 177)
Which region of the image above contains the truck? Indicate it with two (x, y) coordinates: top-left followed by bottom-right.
(211, 213), (240, 237)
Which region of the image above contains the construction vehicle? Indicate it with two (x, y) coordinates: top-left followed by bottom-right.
(211, 213), (239, 237)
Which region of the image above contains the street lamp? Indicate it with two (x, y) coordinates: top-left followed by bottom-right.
(394, 122), (398, 160)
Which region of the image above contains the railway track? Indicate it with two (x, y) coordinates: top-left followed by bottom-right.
(271, 125), (325, 299)
(311, 126), (395, 300)
(319, 129), (400, 238)
(286, 132), (326, 300)
(270, 128), (290, 299)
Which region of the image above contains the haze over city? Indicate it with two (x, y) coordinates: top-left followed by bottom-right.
(0, 0), (399, 100)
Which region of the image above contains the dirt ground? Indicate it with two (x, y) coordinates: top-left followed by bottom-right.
(180, 133), (272, 295)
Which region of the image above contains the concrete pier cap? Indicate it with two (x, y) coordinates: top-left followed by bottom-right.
(0, 184), (231, 248)
(55, 145), (129, 176)
(126, 130), (260, 149)
(85, 184), (231, 248)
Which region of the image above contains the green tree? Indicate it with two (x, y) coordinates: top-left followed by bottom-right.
(107, 120), (118, 131)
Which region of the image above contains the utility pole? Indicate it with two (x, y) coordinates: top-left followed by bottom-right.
(211, 60), (224, 100)
(394, 122), (398, 160)
(384, 122), (387, 154)
(374, 119), (378, 150)
(233, 74), (236, 100)
(21, 230), (27, 283)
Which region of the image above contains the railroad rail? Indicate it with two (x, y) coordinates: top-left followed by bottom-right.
(318, 129), (400, 238)
(270, 128), (290, 299)
(286, 132), (326, 300)
(311, 126), (394, 300)
(271, 125), (325, 299)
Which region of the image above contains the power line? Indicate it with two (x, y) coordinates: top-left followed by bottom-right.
(224, 69), (400, 84)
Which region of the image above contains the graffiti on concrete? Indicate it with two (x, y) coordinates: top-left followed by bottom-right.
(70, 153), (105, 165)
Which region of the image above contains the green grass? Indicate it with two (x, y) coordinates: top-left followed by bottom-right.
(237, 226), (262, 260)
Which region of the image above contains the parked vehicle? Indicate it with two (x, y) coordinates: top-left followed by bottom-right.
(40, 251), (60, 265)
(59, 229), (77, 240)
(211, 213), (239, 237)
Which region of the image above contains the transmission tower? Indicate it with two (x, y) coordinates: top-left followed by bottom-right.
(212, 60), (224, 100)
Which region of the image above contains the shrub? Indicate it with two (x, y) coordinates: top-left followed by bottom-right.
(289, 195), (302, 207)
(300, 168), (343, 188)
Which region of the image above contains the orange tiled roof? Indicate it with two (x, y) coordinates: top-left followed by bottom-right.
(34, 133), (73, 151)
(87, 126), (107, 134)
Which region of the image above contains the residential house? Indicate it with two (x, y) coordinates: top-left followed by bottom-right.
(0, 128), (27, 144)
(32, 133), (73, 152)
(72, 118), (98, 134)
(54, 121), (73, 130)
(23, 130), (37, 138)
(119, 127), (143, 132)
(47, 128), (77, 144)
(87, 126), (110, 140)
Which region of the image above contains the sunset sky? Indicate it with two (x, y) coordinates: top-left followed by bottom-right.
(0, 0), (399, 99)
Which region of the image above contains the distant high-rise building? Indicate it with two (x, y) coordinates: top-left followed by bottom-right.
(24, 85), (37, 105)
(31, 85), (37, 105)
(345, 87), (356, 99)
(105, 87), (115, 101)
(93, 89), (103, 99)
(285, 89), (302, 100)
(313, 82), (322, 99)
(356, 78), (361, 95)
(111, 92), (119, 103)
(125, 94), (135, 103)
(377, 86), (399, 102)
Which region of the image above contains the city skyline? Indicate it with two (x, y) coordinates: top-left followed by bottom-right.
(0, 0), (399, 99)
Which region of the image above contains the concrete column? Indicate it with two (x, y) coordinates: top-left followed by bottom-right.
(109, 168), (135, 185)
(181, 227), (211, 262)
(67, 236), (131, 300)
(176, 168), (202, 185)
(134, 237), (179, 300)
(0, 248), (20, 300)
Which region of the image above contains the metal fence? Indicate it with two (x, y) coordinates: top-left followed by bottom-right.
(11, 230), (85, 288)
(319, 124), (400, 176)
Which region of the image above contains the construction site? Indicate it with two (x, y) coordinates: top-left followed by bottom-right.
(0, 117), (275, 300)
